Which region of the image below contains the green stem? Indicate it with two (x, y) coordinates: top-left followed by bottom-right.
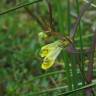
(76, 0), (86, 86)
(31, 81), (96, 95)
(58, 81), (96, 96)
(0, 0), (43, 15)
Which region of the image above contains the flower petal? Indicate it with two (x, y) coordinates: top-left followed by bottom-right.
(41, 58), (54, 70)
(41, 47), (62, 70)
(40, 40), (62, 57)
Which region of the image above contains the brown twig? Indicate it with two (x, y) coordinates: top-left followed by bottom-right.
(85, 29), (96, 96)
(46, 0), (54, 32)
(24, 7), (47, 30)
(70, 0), (93, 39)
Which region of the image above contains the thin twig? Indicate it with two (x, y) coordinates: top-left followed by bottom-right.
(25, 7), (46, 30)
(83, 0), (96, 8)
(70, 0), (93, 39)
(58, 82), (96, 96)
(87, 31), (96, 83)
(31, 82), (96, 95)
(46, 0), (53, 32)
(85, 30), (96, 96)
(0, 0), (43, 15)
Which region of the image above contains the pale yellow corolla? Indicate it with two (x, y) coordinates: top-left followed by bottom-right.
(40, 37), (72, 70)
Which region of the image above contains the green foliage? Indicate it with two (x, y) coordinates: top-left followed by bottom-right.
(0, 0), (96, 96)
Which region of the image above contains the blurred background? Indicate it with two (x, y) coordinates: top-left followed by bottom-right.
(0, 0), (96, 96)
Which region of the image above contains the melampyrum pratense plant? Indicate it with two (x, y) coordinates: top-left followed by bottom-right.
(0, 0), (95, 96)
(40, 37), (72, 70)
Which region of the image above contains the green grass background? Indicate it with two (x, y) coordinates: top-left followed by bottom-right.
(0, 0), (96, 96)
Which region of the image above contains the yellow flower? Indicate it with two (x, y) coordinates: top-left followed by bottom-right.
(84, 59), (90, 64)
(40, 40), (62, 58)
(38, 32), (48, 40)
(40, 37), (73, 70)
(41, 47), (62, 70)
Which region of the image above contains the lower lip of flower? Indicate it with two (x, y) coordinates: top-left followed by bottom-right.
(42, 58), (53, 70)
